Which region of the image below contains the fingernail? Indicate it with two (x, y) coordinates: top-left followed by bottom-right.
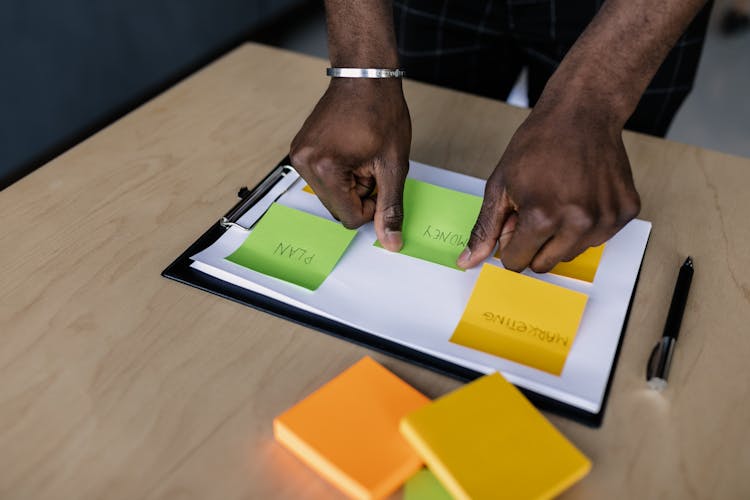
(457, 247), (471, 267)
(383, 230), (403, 252)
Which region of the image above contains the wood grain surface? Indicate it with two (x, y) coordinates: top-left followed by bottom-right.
(1, 43), (749, 500)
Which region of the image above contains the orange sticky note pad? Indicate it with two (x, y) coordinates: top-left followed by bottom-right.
(495, 244), (605, 283)
(273, 356), (429, 499)
(450, 264), (588, 375)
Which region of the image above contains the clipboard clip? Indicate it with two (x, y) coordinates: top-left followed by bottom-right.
(220, 164), (298, 231)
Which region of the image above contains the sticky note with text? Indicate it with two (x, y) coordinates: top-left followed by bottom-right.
(495, 244), (605, 283)
(375, 179), (482, 270)
(450, 264), (588, 375)
(225, 203), (356, 290)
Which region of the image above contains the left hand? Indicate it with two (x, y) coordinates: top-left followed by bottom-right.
(457, 101), (641, 273)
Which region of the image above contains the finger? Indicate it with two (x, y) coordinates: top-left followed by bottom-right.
(457, 186), (514, 269)
(500, 209), (558, 272)
(300, 156), (375, 228)
(556, 209), (620, 263)
(544, 200), (631, 265)
(498, 212), (518, 255)
(559, 242), (591, 262)
(558, 232), (608, 263)
(354, 175), (376, 198)
(373, 160), (407, 252)
(530, 207), (597, 269)
(529, 230), (581, 274)
(555, 230), (615, 265)
(333, 188), (377, 229)
(314, 173), (376, 229)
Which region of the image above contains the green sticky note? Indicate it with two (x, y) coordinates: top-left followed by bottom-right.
(404, 469), (453, 500)
(226, 203), (356, 290)
(375, 179), (482, 270)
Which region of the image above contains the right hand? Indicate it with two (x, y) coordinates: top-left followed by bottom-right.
(289, 78), (411, 251)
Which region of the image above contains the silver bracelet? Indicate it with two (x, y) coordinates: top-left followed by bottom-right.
(326, 67), (405, 78)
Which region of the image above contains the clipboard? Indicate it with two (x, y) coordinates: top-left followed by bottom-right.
(162, 156), (647, 427)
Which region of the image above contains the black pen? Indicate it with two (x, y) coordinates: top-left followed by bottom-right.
(647, 256), (694, 391)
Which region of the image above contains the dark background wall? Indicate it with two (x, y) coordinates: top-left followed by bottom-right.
(0, 0), (305, 189)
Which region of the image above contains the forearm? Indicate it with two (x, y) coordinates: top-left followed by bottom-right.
(539, 0), (708, 127)
(325, 0), (399, 67)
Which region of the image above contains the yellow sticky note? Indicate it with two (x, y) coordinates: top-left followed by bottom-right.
(550, 244), (605, 282)
(494, 244), (605, 283)
(303, 183), (378, 197)
(400, 373), (591, 500)
(450, 264), (588, 375)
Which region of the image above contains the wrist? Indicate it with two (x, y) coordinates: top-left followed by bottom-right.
(535, 42), (651, 132)
(329, 49), (400, 69)
(534, 68), (631, 134)
(324, 0), (399, 68)
(328, 75), (404, 95)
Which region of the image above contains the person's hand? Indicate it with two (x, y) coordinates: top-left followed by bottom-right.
(457, 102), (641, 272)
(290, 78), (411, 251)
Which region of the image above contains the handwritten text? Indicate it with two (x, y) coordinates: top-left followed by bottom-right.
(482, 312), (569, 348)
(274, 242), (315, 264)
(423, 224), (469, 248)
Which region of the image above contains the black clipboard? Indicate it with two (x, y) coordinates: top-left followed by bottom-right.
(162, 156), (646, 427)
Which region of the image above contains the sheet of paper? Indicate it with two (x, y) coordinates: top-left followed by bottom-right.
(190, 161), (652, 414)
(375, 179), (482, 270)
(225, 203), (356, 290)
(450, 264), (588, 375)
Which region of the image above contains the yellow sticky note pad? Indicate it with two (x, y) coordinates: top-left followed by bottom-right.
(400, 373), (591, 500)
(451, 264), (588, 375)
(495, 244), (605, 283)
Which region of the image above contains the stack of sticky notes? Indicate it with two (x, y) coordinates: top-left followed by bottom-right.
(273, 357), (591, 499)
(273, 357), (429, 499)
(400, 372), (591, 500)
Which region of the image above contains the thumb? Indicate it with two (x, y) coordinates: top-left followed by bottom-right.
(458, 185), (513, 269)
(374, 160), (407, 252)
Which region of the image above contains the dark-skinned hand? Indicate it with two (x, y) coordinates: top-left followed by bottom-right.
(458, 101), (641, 272)
(290, 77), (411, 251)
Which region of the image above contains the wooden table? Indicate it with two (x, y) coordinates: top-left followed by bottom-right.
(2, 43), (749, 500)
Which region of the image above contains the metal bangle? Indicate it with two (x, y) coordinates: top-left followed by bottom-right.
(326, 67), (405, 78)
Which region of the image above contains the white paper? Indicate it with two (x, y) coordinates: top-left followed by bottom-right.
(190, 161), (651, 414)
